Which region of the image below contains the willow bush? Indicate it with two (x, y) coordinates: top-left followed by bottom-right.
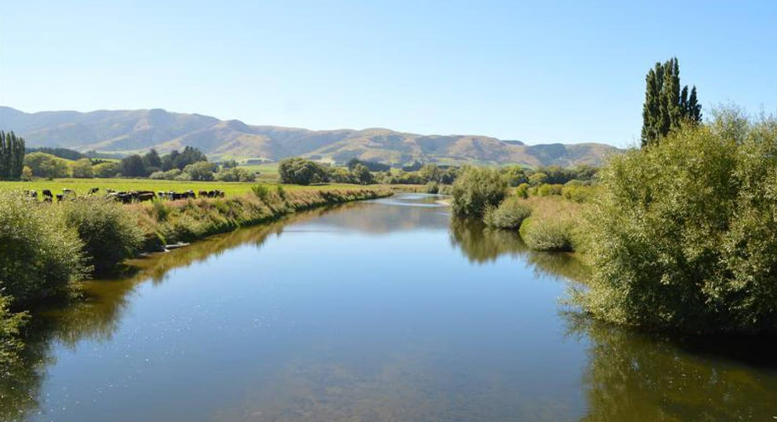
(61, 199), (145, 274)
(0, 191), (87, 305)
(484, 196), (532, 229)
(578, 111), (777, 333)
(450, 167), (507, 217)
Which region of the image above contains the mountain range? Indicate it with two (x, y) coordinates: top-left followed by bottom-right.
(0, 106), (621, 167)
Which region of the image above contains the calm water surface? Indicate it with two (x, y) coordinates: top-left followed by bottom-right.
(2, 194), (776, 422)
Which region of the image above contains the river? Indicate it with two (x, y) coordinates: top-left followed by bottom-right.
(2, 194), (775, 422)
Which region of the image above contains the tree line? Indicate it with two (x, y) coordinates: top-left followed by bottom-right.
(0, 131), (25, 180)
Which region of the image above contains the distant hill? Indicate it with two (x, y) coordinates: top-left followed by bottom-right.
(0, 106), (621, 167)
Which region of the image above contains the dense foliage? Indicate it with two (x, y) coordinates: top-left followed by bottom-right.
(25, 147), (84, 161)
(641, 57), (702, 147)
(580, 112), (777, 333)
(450, 167), (507, 217)
(0, 191), (87, 305)
(483, 196), (532, 229)
(278, 157), (329, 185)
(60, 199), (145, 273)
(0, 131), (26, 180)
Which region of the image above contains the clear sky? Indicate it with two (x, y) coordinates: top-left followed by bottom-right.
(1, 0), (775, 147)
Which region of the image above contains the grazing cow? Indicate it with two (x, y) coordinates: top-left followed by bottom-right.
(136, 191), (156, 202)
(199, 190), (209, 198)
(88, 187), (99, 196)
(42, 189), (53, 200)
(55, 194), (64, 202)
(29, 190), (38, 199)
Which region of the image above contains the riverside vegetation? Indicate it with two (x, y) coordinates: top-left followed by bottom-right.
(453, 108), (776, 334)
(0, 186), (391, 366)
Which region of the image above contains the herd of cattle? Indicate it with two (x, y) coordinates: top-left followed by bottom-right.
(24, 188), (226, 204)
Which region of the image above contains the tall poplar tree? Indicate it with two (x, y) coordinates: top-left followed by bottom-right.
(640, 57), (702, 147)
(0, 131), (26, 180)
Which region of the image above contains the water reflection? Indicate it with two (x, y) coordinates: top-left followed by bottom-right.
(565, 315), (777, 422)
(0, 204), (356, 422)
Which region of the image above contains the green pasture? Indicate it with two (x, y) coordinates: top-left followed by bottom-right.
(0, 178), (364, 197)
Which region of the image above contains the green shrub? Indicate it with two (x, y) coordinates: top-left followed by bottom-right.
(450, 167), (507, 217)
(536, 183), (563, 196)
(578, 113), (777, 333)
(520, 216), (575, 251)
(425, 181), (440, 194)
(0, 191), (87, 305)
(251, 185), (271, 201)
(562, 183), (596, 203)
(484, 196), (532, 229)
(278, 157), (328, 185)
(514, 183), (530, 199)
(61, 199), (144, 274)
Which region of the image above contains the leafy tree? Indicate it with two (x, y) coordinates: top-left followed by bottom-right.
(641, 57), (702, 147)
(0, 131), (25, 180)
(278, 158), (329, 185)
(23, 153), (68, 178)
(580, 110), (777, 333)
(142, 149), (162, 173)
(25, 146), (84, 160)
(419, 164), (442, 183)
(182, 161), (216, 181)
(351, 164), (374, 185)
(119, 154), (148, 177)
(221, 159), (239, 169)
(528, 172), (548, 186)
(20, 166), (33, 181)
(71, 158), (94, 178)
(215, 167), (255, 182)
(450, 167), (507, 217)
(93, 162), (120, 178)
(346, 158), (390, 172)
(161, 147), (207, 171)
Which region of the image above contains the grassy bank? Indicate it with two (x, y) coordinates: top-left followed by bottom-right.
(0, 186), (391, 365)
(131, 187), (392, 249)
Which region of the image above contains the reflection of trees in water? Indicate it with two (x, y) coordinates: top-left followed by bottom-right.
(0, 205), (348, 422)
(449, 219), (588, 283)
(564, 314), (777, 422)
(451, 219), (777, 421)
(308, 201), (450, 234)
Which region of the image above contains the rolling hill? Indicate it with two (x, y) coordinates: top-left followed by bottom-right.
(0, 106), (621, 167)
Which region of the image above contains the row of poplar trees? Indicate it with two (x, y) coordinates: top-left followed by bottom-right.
(0, 131), (26, 180)
(641, 57), (702, 147)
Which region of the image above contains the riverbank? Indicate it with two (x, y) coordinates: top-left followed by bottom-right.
(0, 186), (392, 367)
(130, 187), (393, 251)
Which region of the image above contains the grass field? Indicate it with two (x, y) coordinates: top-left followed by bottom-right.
(0, 178), (367, 198)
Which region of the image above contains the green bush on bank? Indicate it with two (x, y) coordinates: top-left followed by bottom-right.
(578, 111), (777, 334)
(484, 196), (532, 229)
(60, 199), (145, 274)
(0, 191), (87, 305)
(519, 216), (576, 252)
(450, 167), (507, 217)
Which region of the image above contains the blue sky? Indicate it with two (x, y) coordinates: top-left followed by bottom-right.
(1, 0), (775, 147)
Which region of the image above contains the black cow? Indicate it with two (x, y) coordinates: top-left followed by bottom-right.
(88, 187), (99, 196)
(42, 189), (53, 200)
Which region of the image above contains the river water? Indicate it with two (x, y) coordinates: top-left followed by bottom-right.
(2, 194), (776, 422)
